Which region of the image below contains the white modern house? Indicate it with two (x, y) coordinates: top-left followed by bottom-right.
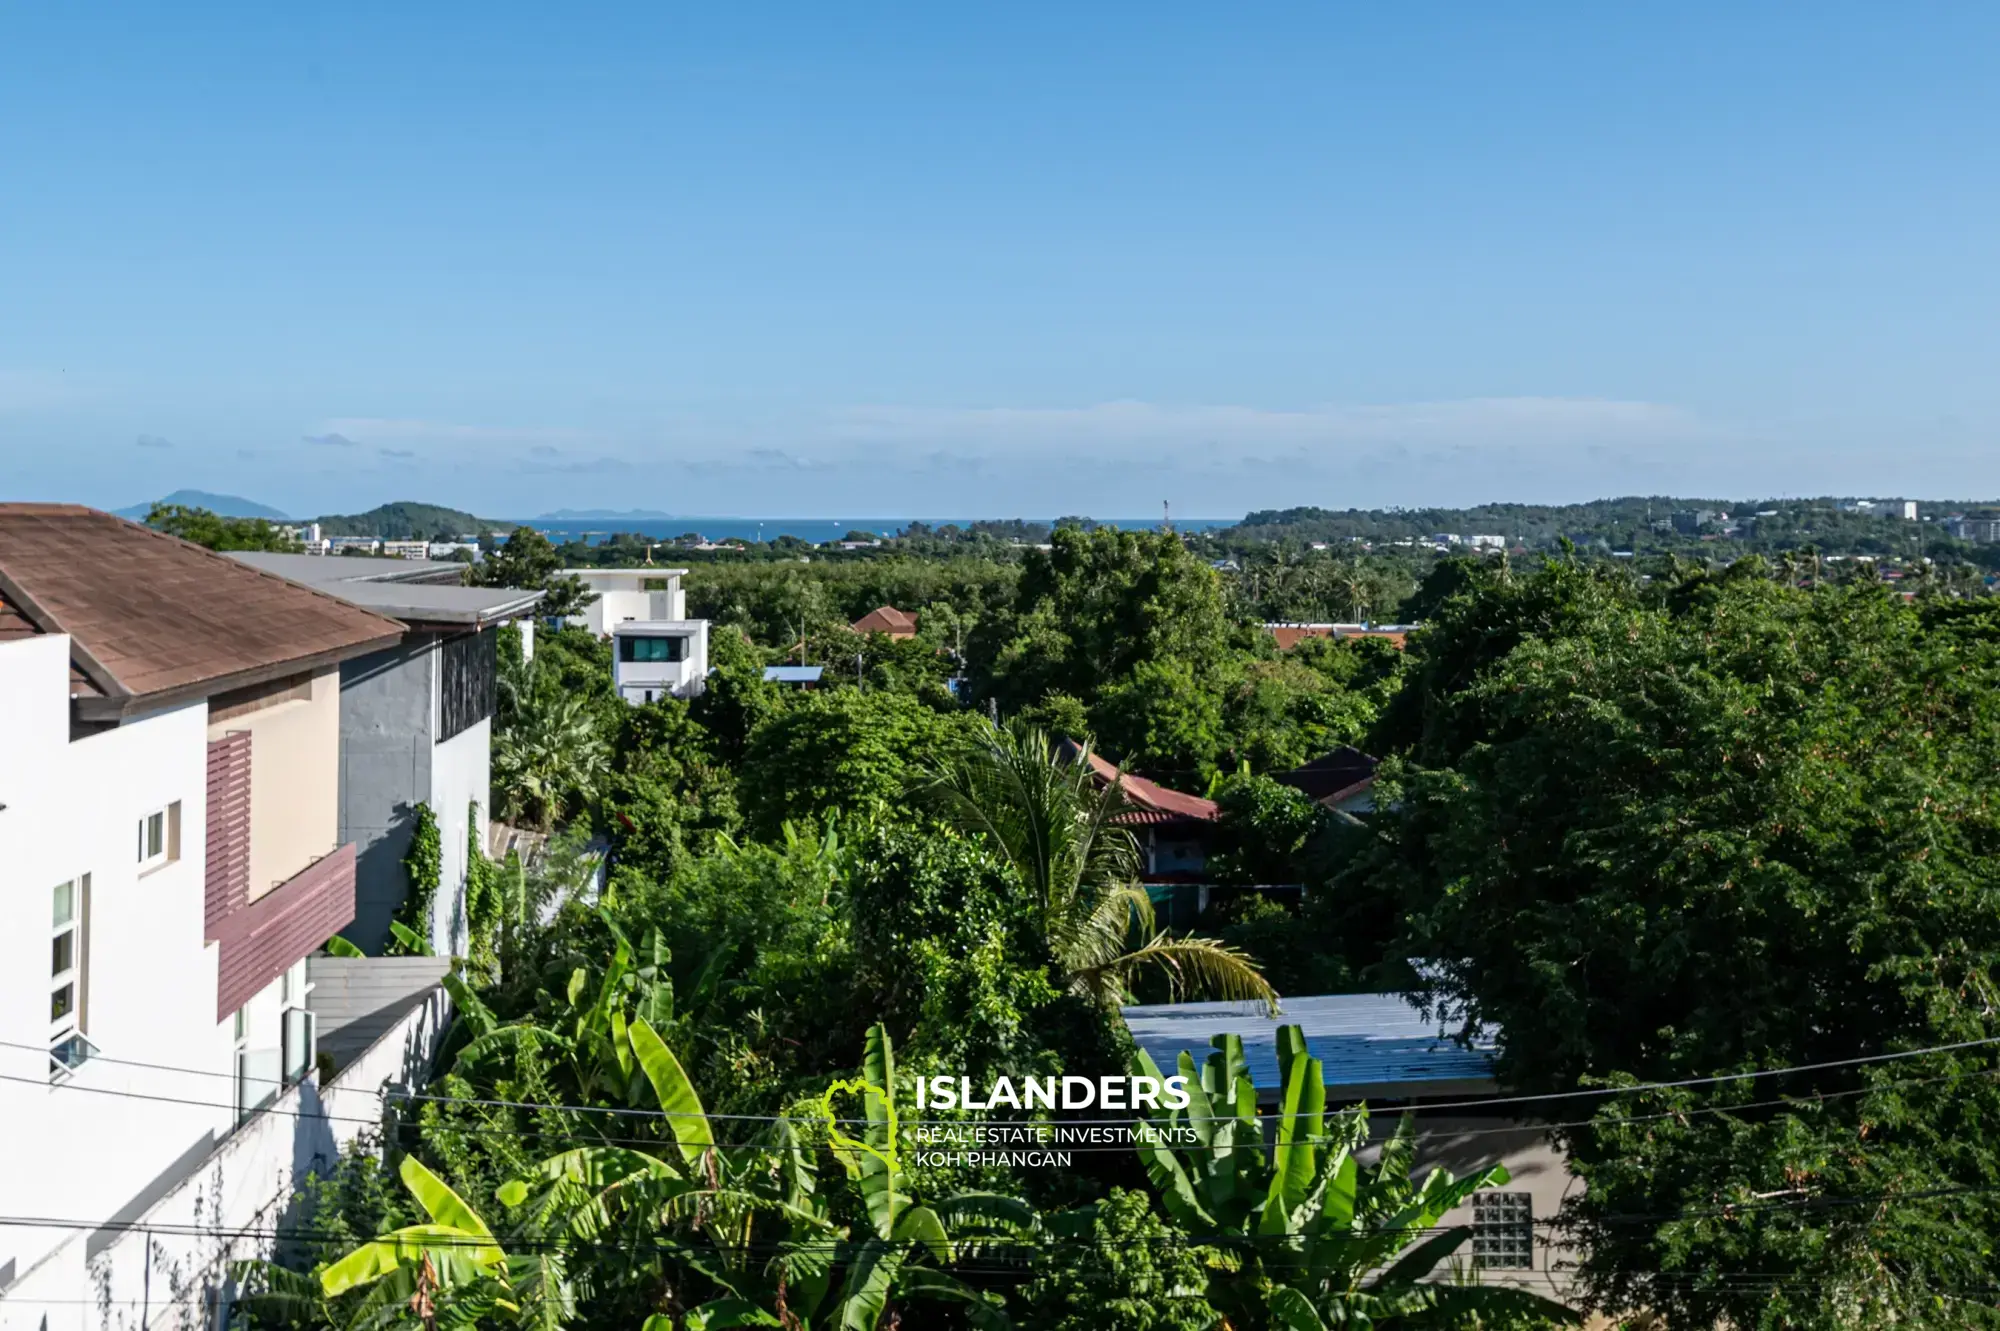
(227, 553), (542, 954)
(0, 506), (454, 1328)
(567, 567), (689, 634)
(562, 567), (713, 704)
(612, 618), (711, 703)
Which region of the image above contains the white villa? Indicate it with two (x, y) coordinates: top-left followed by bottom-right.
(564, 568), (711, 704)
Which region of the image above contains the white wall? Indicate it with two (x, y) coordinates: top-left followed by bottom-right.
(0, 977), (452, 1330)
(0, 636), (231, 1313)
(428, 720), (492, 957)
(571, 571), (685, 634)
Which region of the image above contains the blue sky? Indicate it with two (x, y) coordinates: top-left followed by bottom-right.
(3, 4), (1997, 518)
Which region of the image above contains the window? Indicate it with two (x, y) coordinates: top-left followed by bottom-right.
(138, 808), (166, 868)
(233, 1004), (280, 1122)
(136, 802), (180, 872)
(439, 629), (497, 742)
(1472, 1191), (1534, 1269)
(49, 877), (95, 1079)
(618, 635), (686, 664)
(281, 960), (316, 1086)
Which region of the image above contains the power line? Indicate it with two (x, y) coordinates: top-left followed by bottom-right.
(389, 1032), (2000, 1124)
(9, 1054), (1995, 1157)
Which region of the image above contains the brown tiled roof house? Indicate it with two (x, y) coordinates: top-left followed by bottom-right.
(0, 504), (403, 719)
(851, 605), (918, 639)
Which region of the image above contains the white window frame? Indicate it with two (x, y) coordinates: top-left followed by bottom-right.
(137, 805), (169, 871)
(49, 876), (96, 1080)
(281, 961), (317, 1087)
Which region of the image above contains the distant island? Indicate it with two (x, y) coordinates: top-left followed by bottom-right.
(536, 508), (677, 520)
(313, 501), (504, 541)
(114, 489), (289, 521)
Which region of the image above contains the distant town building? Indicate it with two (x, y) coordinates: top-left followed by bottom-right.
(1903, 501), (1920, 520)
(1467, 534), (1505, 550)
(381, 540), (431, 560)
(329, 535), (381, 555)
(1948, 515), (2000, 544)
(1671, 509), (1723, 535)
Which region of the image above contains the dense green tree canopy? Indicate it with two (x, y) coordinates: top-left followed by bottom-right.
(736, 687), (982, 836)
(472, 525), (596, 619)
(1370, 554), (2000, 1326)
(145, 502), (300, 551)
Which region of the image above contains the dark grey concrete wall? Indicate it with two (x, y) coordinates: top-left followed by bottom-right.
(337, 636), (436, 953)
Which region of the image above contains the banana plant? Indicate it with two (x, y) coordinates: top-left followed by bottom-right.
(236, 1155), (573, 1330)
(512, 1020), (1025, 1330)
(443, 908), (677, 1107)
(1132, 1026), (1577, 1328)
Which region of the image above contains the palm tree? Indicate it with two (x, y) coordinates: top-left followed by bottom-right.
(922, 723), (1276, 1010)
(492, 689), (609, 831)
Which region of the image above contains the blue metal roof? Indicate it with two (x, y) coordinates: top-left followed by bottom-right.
(763, 665), (824, 682)
(1120, 993), (1496, 1094)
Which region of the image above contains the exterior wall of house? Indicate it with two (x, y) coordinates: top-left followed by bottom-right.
(1349, 1114), (1576, 1298)
(0, 634), (232, 1310)
(611, 620), (710, 703)
(336, 638), (437, 953)
(428, 719), (491, 957)
(207, 667), (341, 900)
(1414, 1117), (1578, 1295)
(0, 972), (453, 1331)
(573, 572), (686, 634)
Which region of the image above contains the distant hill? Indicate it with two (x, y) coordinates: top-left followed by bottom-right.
(313, 501), (504, 541)
(537, 508), (676, 520)
(114, 490), (289, 521)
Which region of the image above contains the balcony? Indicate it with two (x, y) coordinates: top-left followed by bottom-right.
(209, 842), (357, 1021)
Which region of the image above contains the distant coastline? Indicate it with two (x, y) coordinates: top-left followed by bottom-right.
(512, 516), (1235, 544)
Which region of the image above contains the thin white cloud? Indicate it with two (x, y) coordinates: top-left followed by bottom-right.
(827, 396), (1707, 454)
(320, 417), (589, 445)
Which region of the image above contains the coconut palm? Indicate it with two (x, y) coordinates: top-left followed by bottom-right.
(922, 723), (1276, 1010)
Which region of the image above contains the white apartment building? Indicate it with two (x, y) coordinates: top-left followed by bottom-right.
(0, 505), (447, 1328)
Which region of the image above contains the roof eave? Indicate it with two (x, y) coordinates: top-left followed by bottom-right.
(72, 628), (406, 722)
(381, 591), (546, 629)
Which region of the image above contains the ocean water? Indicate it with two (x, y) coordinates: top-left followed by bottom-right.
(513, 516), (1235, 545)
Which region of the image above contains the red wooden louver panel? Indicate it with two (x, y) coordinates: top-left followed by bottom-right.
(204, 731), (252, 937)
(212, 843), (356, 1021)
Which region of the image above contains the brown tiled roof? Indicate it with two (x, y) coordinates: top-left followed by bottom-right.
(1268, 624), (1409, 651)
(852, 605), (918, 637)
(1058, 739), (1220, 825)
(0, 505), (405, 717)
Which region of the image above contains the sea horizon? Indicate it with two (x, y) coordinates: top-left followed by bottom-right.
(512, 515), (1236, 544)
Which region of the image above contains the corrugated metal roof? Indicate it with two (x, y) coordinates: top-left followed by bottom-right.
(1121, 993), (1496, 1094)
(764, 665), (824, 682)
(307, 956), (451, 1073)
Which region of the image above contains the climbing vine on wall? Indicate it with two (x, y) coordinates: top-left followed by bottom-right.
(391, 802), (441, 956)
(465, 801), (500, 981)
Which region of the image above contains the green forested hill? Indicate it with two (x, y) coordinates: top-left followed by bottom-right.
(312, 501), (499, 539)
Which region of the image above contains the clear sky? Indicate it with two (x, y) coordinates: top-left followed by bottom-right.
(3, 4), (1997, 519)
